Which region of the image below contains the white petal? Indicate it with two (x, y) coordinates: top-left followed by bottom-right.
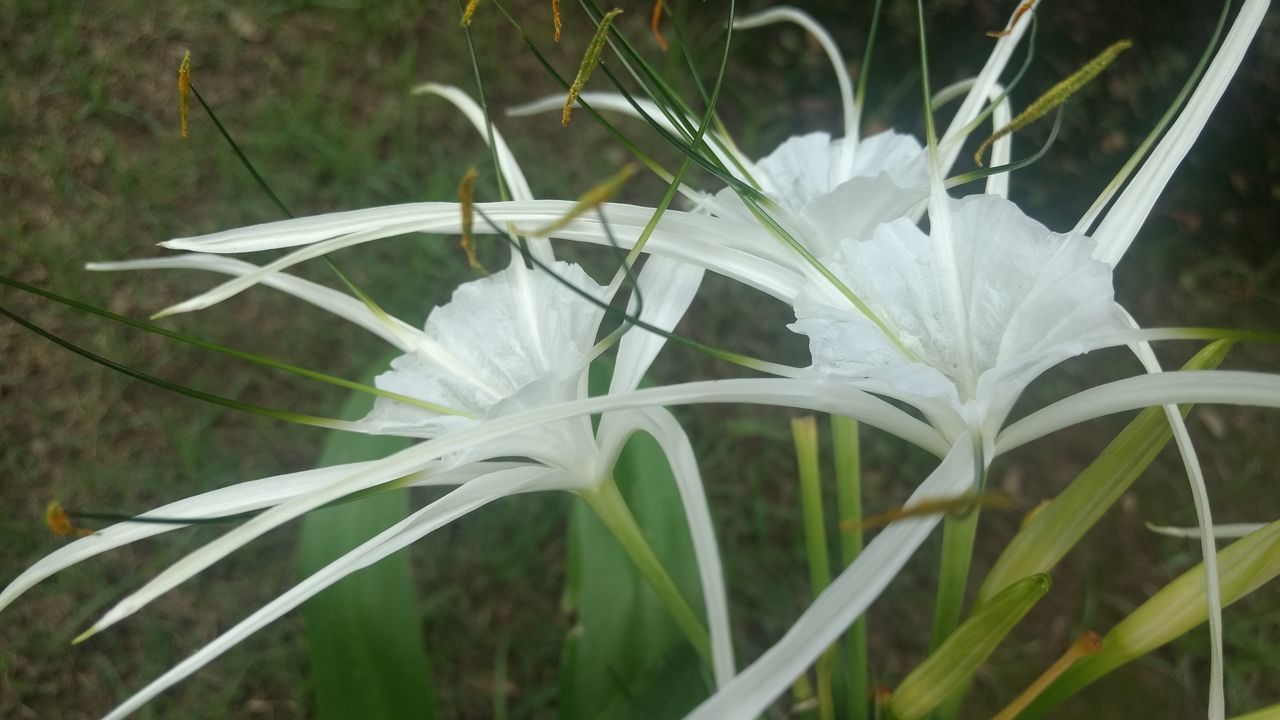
(0, 460), (523, 613)
(1147, 523), (1265, 539)
(1090, 0), (1269, 266)
(79, 376), (947, 638)
(508, 92), (756, 185)
(160, 201), (802, 309)
(733, 7), (857, 164)
(610, 256), (704, 394)
(412, 82), (555, 267)
(364, 261), (606, 437)
(101, 465), (572, 720)
(595, 409), (735, 687)
(1120, 316), (1223, 718)
(996, 370), (1280, 455)
(937, 1), (1041, 174)
(686, 436), (977, 719)
(87, 254), (424, 350)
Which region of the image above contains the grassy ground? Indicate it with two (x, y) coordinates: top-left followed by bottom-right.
(2, 1), (1278, 718)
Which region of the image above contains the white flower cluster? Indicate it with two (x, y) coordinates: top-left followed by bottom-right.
(4, 2), (1274, 718)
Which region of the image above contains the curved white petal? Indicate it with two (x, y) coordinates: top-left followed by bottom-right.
(687, 436), (977, 720)
(0, 460), (525, 613)
(508, 92), (756, 184)
(610, 255), (704, 395)
(1090, 0), (1269, 265)
(734, 7), (857, 168)
(1121, 313), (1224, 719)
(937, 0), (1041, 174)
(1148, 523), (1265, 539)
(412, 83), (556, 266)
(159, 201), (802, 309)
(594, 408), (735, 687)
(101, 465), (572, 720)
(77, 377), (946, 639)
(87, 254), (424, 350)
(997, 370), (1280, 455)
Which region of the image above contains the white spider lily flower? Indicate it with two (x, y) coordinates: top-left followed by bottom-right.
(789, 193), (1128, 448)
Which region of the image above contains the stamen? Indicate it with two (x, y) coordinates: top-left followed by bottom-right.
(843, 492), (1013, 533)
(45, 500), (92, 538)
(178, 51), (192, 138)
(461, 0), (482, 27)
(975, 39), (1132, 166)
(457, 167), (487, 274)
(993, 631), (1103, 720)
(650, 0), (669, 51)
(986, 0), (1035, 38)
(552, 0), (562, 42)
(514, 163), (636, 237)
(563, 8), (623, 126)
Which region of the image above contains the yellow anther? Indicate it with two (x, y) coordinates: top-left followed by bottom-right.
(514, 164), (637, 237)
(987, 0), (1035, 38)
(975, 39), (1133, 166)
(457, 166), (487, 274)
(552, 0), (562, 43)
(461, 0), (482, 27)
(178, 51), (192, 138)
(45, 500), (91, 538)
(650, 0), (669, 51)
(563, 8), (623, 126)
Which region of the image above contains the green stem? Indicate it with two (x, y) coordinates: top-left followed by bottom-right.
(579, 476), (713, 669)
(833, 415), (868, 720)
(793, 416), (835, 720)
(929, 509), (980, 652)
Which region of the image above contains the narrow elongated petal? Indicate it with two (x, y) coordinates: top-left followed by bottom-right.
(997, 370), (1280, 455)
(87, 254), (424, 350)
(595, 408), (735, 686)
(159, 201), (802, 303)
(1148, 523), (1265, 539)
(1091, 0), (1270, 266)
(508, 92), (754, 183)
(734, 7), (857, 155)
(0, 460), (524, 613)
(74, 377), (948, 640)
(937, 1), (1041, 172)
(1124, 326), (1225, 718)
(412, 82), (555, 266)
(100, 466), (572, 720)
(685, 436), (977, 720)
(610, 255), (704, 395)
(980, 341), (1232, 600)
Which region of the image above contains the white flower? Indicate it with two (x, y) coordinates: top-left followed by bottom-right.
(790, 193), (1126, 445)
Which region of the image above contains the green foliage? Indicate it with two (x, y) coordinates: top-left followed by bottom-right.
(298, 372), (435, 720)
(558, 365), (710, 719)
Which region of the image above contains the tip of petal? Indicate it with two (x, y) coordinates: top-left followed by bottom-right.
(71, 625), (99, 645)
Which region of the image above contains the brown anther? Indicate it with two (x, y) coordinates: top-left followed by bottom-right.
(650, 0), (669, 51)
(987, 0), (1035, 38)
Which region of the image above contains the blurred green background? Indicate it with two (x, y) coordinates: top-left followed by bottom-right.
(2, 1), (1277, 718)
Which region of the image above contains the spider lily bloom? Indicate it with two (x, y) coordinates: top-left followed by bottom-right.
(508, 4), (1021, 261)
(8, 243), (745, 717)
(686, 1), (1274, 717)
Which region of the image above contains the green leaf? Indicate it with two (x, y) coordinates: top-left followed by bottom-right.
(558, 365), (710, 720)
(298, 365), (435, 720)
(1020, 519), (1280, 718)
(888, 574), (1051, 720)
(979, 340), (1233, 601)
